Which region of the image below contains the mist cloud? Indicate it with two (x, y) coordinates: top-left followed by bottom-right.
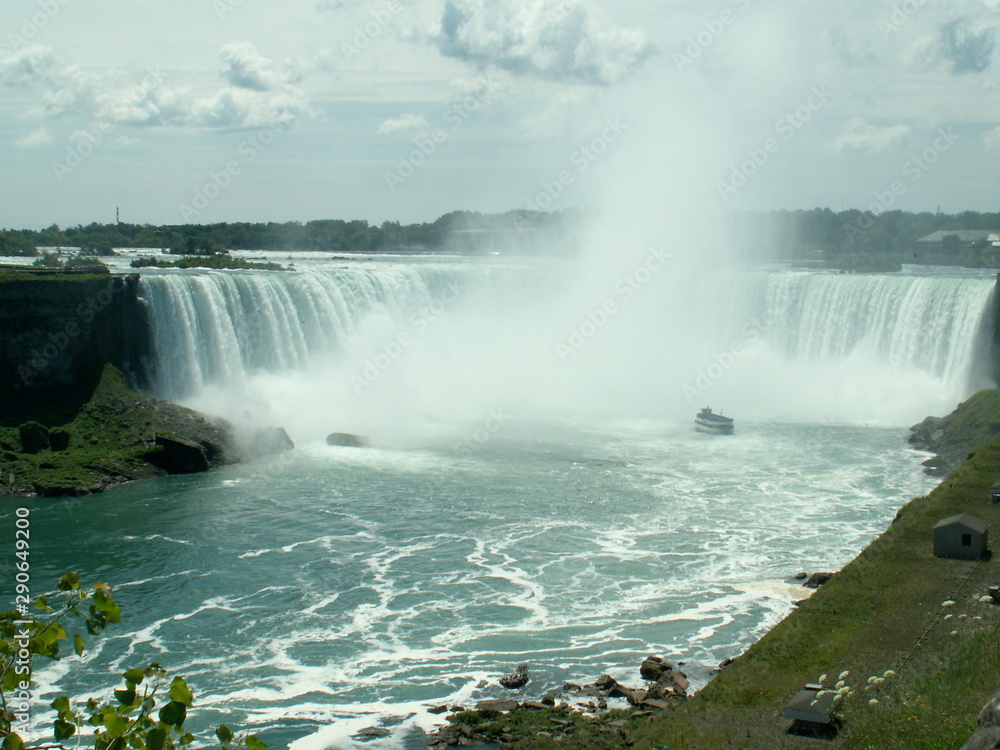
(436, 0), (650, 85)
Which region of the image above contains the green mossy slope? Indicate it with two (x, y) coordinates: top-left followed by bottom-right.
(0, 365), (233, 497)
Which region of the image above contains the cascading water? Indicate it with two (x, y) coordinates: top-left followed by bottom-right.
(139, 261), (997, 433)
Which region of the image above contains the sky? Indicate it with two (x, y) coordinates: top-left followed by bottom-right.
(1, 0), (999, 230)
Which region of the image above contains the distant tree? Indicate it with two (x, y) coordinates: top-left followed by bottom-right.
(0, 232), (39, 257)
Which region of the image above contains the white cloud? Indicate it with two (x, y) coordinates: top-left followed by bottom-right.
(377, 113), (429, 134)
(985, 126), (1000, 152)
(831, 118), (912, 152)
(435, 0), (651, 85)
(15, 127), (50, 147)
(0, 44), (314, 131)
(220, 42), (295, 91)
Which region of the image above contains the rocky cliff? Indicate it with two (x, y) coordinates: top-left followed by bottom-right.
(0, 269), (150, 418)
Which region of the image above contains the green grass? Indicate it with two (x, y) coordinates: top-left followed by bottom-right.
(0, 268), (112, 283)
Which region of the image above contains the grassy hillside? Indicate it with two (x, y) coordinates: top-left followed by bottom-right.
(910, 390), (1000, 475)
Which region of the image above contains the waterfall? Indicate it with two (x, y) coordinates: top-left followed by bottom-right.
(139, 264), (997, 433)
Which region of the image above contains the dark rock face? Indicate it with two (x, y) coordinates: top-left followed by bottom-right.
(326, 432), (368, 447)
(19, 422), (50, 453)
(0, 273), (151, 419)
(148, 433), (212, 474)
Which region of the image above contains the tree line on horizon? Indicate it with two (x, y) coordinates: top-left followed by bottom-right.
(0, 210), (581, 258)
(1, 208), (999, 267)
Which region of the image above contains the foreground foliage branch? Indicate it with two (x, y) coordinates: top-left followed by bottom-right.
(0, 573), (264, 750)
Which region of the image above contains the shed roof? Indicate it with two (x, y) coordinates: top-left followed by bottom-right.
(991, 482), (1000, 491)
(934, 513), (989, 533)
(783, 688), (839, 723)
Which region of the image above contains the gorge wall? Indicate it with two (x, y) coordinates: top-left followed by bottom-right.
(0, 271), (150, 419)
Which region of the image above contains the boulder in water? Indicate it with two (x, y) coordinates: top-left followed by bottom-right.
(326, 432), (368, 448)
(499, 664), (529, 689)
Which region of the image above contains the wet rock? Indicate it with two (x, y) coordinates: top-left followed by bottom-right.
(804, 572), (834, 589)
(640, 656), (671, 681)
(326, 432), (368, 447)
(500, 664), (529, 689)
(793, 572), (808, 580)
(476, 699), (518, 712)
(428, 705), (449, 715)
(353, 726), (391, 741)
(594, 674), (617, 690)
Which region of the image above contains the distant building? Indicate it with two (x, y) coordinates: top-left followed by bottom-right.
(916, 229), (1000, 255)
(990, 483), (1000, 504)
(933, 513), (989, 560)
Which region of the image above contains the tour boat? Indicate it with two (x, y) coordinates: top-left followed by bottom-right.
(695, 407), (734, 435)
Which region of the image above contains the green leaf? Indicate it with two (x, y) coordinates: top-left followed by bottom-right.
(245, 734), (267, 750)
(57, 571), (81, 591)
(146, 727), (166, 750)
(180, 733), (195, 746)
(123, 668), (146, 685)
(128, 735), (145, 749)
(115, 688), (137, 706)
(74, 633), (86, 656)
(168, 677), (194, 707)
(2, 669), (22, 692)
(33, 595), (52, 612)
(2, 733), (25, 750)
(103, 712), (129, 738)
(51, 695), (72, 716)
(54, 718), (77, 741)
(216, 724), (234, 745)
(158, 700), (187, 727)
